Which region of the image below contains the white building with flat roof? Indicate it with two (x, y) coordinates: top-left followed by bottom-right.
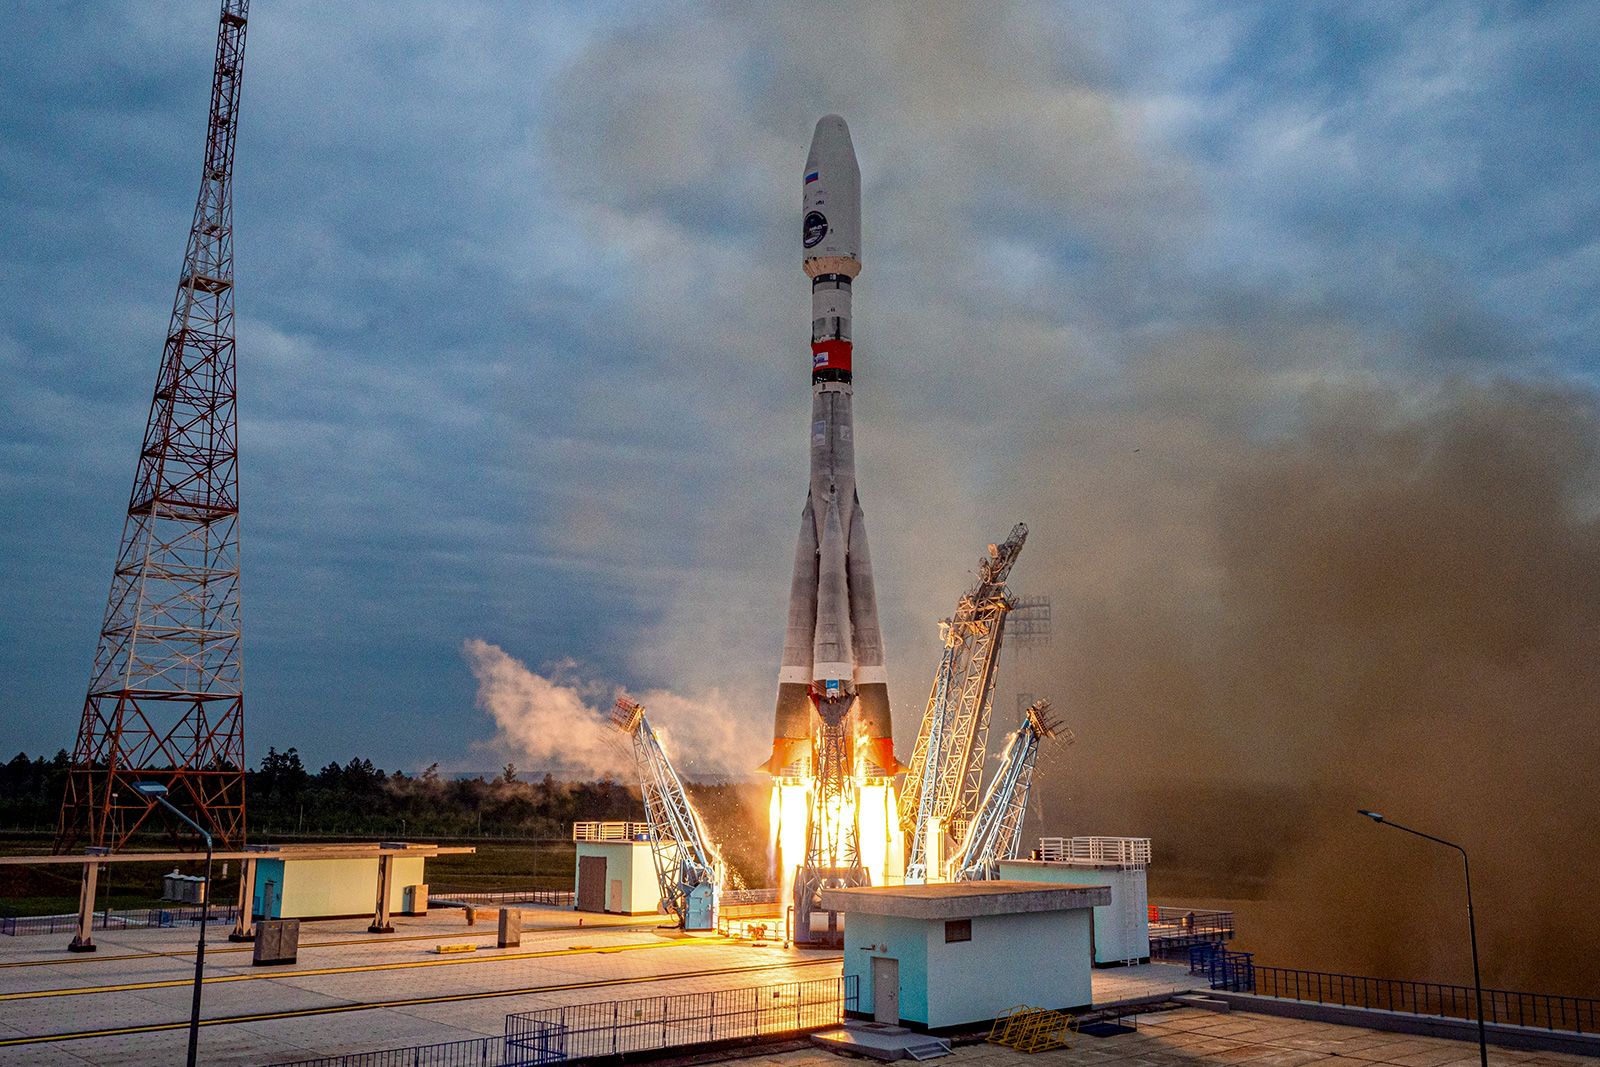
(821, 880), (1108, 1031)
(1000, 836), (1152, 965)
(572, 821), (662, 916)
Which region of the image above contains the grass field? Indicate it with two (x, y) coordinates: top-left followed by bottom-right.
(423, 841), (575, 890)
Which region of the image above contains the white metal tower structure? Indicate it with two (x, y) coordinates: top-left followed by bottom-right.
(611, 698), (722, 930)
(899, 523), (1028, 882)
(950, 699), (1071, 881)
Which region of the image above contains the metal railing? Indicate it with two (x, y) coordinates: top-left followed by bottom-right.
(1249, 966), (1600, 1035)
(1, 905), (240, 937)
(718, 915), (782, 941)
(1036, 836), (1151, 868)
(266, 1036), (505, 1067)
(570, 822), (652, 842)
(719, 887), (780, 906)
(1189, 943), (1255, 991)
(424, 884), (771, 912)
(1147, 906), (1235, 957)
(266, 975), (858, 1067)
(428, 886), (575, 909)
(504, 975), (857, 1062)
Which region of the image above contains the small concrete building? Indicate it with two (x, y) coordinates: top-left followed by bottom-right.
(252, 849), (428, 920)
(999, 836), (1151, 965)
(572, 822), (662, 916)
(821, 881), (1108, 1032)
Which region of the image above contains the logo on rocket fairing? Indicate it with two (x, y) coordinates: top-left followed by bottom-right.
(803, 211), (828, 248)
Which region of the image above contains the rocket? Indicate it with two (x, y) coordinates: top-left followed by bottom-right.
(765, 115), (898, 780)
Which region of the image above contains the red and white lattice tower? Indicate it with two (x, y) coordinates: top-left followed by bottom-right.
(56, 0), (251, 852)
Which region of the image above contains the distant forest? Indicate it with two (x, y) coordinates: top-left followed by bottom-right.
(0, 748), (645, 839)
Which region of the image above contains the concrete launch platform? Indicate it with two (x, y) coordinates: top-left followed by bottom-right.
(777, 1007), (1600, 1067)
(0, 905), (1200, 1065)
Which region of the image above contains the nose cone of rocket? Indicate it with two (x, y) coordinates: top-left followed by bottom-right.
(803, 115), (861, 274)
(805, 115), (857, 175)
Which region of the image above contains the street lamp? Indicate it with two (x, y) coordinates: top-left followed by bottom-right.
(1358, 810), (1487, 1067)
(135, 782), (212, 1067)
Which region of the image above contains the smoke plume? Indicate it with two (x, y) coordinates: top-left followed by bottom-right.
(464, 638), (763, 780)
(1012, 362), (1600, 997)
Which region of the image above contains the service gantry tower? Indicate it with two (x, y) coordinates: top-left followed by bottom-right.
(56, 0), (252, 852)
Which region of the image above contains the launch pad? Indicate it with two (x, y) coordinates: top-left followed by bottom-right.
(0, 898), (1214, 1065)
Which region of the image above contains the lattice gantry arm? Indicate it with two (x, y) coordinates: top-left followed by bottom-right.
(951, 699), (1071, 881)
(611, 699), (722, 928)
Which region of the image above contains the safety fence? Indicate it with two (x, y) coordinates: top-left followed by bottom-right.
(428, 887), (574, 909)
(720, 887), (780, 906)
(1248, 966), (1600, 1035)
(268, 1036), (508, 1067)
(570, 822), (652, 842)
(718, 915), (781, 941)
(504, 975), (857, 1062)
(1189, 942), (1256, 991)
(1, 904), (240, 937)
(1147, 906), (1235, 957)
(266, 975), (857, 1067)
(1037, 836), (1151, 867)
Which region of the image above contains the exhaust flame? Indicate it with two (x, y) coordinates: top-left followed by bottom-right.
(771, 778), (811, 909)
(855, 781), (902, 886)
(769, 717), (904, 912)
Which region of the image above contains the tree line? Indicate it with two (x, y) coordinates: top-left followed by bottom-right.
(0, 749), (642, 839)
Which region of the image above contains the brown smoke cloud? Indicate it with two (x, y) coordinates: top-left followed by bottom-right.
(1009, 350), (1600, 996)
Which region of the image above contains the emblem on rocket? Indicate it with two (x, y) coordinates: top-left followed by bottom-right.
(766, 115), (898, 780)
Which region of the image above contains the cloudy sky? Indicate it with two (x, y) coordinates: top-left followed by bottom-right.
(2, 1), (1596, 783)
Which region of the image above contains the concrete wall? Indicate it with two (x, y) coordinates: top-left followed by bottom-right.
(844, 908), (1093, 1029)
(253, 856), (427, 919)
(844, 913), (930, 1024)
(574, 840), (660, 915)
(998, 860), (1150, 964)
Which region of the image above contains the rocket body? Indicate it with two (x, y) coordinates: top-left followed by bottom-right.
(767, 116), (897, 779)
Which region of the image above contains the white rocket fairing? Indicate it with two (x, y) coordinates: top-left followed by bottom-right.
(766, 115), (898, 779)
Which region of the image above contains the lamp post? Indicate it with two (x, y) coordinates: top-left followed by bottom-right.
(1358, 810), (1487, 1067)
(134, 782), (211, 1067)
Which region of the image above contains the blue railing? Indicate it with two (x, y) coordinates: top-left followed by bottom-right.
(1188, 942), (1255, 991)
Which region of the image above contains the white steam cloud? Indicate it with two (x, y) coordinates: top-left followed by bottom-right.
(464, 638), (763, 780)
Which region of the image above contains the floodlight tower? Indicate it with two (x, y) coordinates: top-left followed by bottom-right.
(56, 0), (252, 852)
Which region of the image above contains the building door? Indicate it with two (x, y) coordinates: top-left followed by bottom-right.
(577, 856), (607, 912)
(871, 957), (899, 1024)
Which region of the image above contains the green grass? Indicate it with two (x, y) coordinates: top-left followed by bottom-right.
(424, 842), (575, 891)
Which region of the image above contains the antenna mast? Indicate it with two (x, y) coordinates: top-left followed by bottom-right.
(57, 0), (252, 851)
